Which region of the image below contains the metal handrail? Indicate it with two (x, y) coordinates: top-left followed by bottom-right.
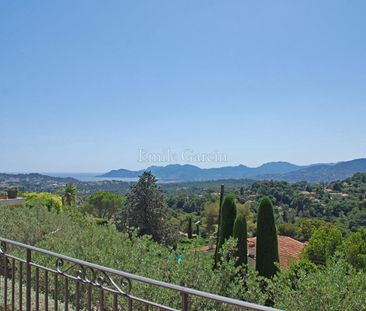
(0, 236), (282, 311)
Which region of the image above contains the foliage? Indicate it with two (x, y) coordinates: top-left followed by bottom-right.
(285, 258), (317, 288)
(202, 201), (219, 235)
(256, 197), (279, 278)
(1, 204), (366, 310)
(118, 171), (177, 245)
(61, 184), (78, 206)
(232, 212), (247, 266)
(0, 204), (70, 244)
(216, 195), (237, 263)
(302, 223), (343, 265)
(24, 192), (63, 213)
(83, 191), (124, 220)
(272, 259), (366, 311)
(278, 223), (297, 238)
(295, 218), (330, 242)
(340, 228), (366, 270)
(347, 206), (366, 231)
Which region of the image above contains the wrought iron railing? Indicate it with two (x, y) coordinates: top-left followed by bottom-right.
(0, 237), (281, 311)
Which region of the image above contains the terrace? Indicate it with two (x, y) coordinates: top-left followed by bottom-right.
(0, 237), (280, 311)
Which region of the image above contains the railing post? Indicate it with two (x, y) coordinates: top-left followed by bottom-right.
(26, 248), (32, 311)
(181, 292), (189, 311)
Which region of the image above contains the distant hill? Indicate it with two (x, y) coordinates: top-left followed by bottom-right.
(274, 158), (366, 183)
(99, 162), (304, 181)
(0, 173), (78, 192)
(99, 158), (366, 183)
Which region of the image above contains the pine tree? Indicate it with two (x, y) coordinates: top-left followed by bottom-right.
(233, 212), (248, 266)
(255, 197), (279, 278)
(118, 171), (176, 244)
(216, 195), (237, 262)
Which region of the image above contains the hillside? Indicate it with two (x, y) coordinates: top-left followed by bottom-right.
(276, 158), (366, 183)
(0, 173), (130, 194)
(100, 158), (366, 183)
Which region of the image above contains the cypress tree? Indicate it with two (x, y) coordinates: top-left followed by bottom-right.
(216, 195), (237, 262)
(213, 184), (224, 268)
(233, 212), (248, 266)
(255, 197), (279, 278)
(187, 217), (193, 239)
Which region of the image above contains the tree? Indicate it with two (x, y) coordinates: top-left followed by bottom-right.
(302, 224), (343, 265)
(203, 201), (219, 234)
(216, 195), (237, 262)
(118, 171), (176, 244)
(187, 216), (193, 239)
(233, 212), (247, 266)
(62, 184), (77, 206)
(84, 192), (124, 220)
(296, 218), (329, 242)
(256, 197), (279, 278)
(213, 184), (224, 268)
(278, 223), (297, 239)
(340, 228), (366, 270)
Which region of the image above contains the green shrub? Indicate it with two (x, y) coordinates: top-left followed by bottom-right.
(272, 259), (366, 311)
(24, 192), (63, 213)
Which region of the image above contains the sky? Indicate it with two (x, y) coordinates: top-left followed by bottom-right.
(0, 0), (366, 173)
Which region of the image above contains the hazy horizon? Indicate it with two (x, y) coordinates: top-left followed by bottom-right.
(2, 156), (364, 175)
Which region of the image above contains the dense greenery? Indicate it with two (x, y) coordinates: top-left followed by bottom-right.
(83, 191), (124, 220)
(2, 172), (366, 309)
(24, 192), (63, 213)
(0, 204), (365, 310)
(256, 197), (279, 278)
(302, 223), (343, 265)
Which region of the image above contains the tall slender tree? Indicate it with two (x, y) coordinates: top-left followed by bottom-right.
(256, 197), (279, 278)
(216, 194), (237, 263)
(213, 184), (224, 268)
(233, 212), (248, 266)
(187, 217), (193, 239)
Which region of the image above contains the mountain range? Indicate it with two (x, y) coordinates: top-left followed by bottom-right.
(99, 158), (366, 183)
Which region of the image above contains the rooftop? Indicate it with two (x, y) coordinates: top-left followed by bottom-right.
(248, 235), (305, 269)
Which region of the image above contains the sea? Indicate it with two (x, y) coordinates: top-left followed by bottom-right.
(44, 172), (139, 182)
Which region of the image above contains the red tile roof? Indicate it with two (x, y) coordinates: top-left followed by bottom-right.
(248, 235), (305, 269)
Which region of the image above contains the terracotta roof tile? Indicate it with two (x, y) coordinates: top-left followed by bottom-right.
(248, 235), (305, 269)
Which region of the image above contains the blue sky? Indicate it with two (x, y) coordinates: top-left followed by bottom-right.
(1, 1), (365, 172)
